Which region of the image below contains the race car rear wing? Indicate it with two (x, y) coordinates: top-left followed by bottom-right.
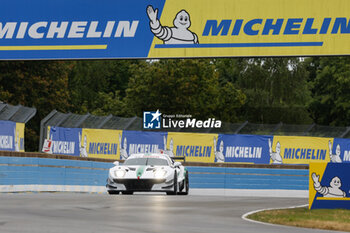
(159, 149), (186, 162)
(172, 156), (186, 162)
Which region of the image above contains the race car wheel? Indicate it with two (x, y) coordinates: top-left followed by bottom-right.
(108, 190), (120, 195)
(121, 191), (133, 195)
(179, 173), (189, 195)
(166, 173), (178, 195)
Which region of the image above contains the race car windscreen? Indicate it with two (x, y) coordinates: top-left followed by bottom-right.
(123, 158), (169, 166)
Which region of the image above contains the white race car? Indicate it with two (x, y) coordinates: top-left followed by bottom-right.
(106, 153), (189, 195)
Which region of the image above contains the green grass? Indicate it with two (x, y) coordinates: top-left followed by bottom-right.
(248, 207), (350, 232)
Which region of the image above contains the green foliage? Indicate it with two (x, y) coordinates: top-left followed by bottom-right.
(1, 57), (349, 151)
(68, 60), (139, 113)
(308, 57), (350, 126)
(216, 81), (246, 123)
(123, 59), (245, 121)
(215, 58), (312, 124)
(0, 61), (72, 151)
(88, 91), (127, 117)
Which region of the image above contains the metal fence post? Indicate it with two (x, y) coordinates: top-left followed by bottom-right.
(97, 114), (113, 129)
(271, 122), (283, 134)
(74, 113), (91, 128)
(234, 121), (248, 134)
(303, 123), (316, 136)
(124, 116), (139, 130)
(340, 127), (350, 138)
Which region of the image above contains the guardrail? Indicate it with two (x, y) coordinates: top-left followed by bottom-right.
(0, 150), (309, 169)
(0, 156), (113, 193)
(190, 167), (308, 190)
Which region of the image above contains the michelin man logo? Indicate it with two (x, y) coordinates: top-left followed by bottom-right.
(268, 139), (283, 164)
(79, 132), (88, 158)
(147, 5), (199, 44)
(119, 133), (128, 160)
(214, 137), (225, 162)
(143, 110), (162, 129)
(329, 140), (342, 163)
(312, 173), (346, 198)
(14, 129), (20, 152)
(163, 136), (174, 157)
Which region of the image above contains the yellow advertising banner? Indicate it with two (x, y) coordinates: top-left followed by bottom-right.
(15, 123), (25, 152)
(309, 162), (328, 209)
(81, 128), (122, 160)
(148, 0), (350, 58)
(166, 132), (218, 163)
(271, 136), (332, 164)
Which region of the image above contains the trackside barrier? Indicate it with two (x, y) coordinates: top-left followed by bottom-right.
(189, 167), (308, 190)
(43, 126), (350, 165)
(0, 156), (308, 196)
(0, 156), (113, 193)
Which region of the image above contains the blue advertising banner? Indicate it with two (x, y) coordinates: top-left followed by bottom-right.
(0, 120), (16, 151)
(330, 138), (350, 163)
(0, 0), (165, 60)
(3, 0), (350, 60)
(120, 131), (167, 160)
(47, 126), (82, 156)
(310, 163), (350, 209)
(216, 134), (272, 164)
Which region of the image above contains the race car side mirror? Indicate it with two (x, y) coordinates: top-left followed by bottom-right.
(174, 162), (181, 167)
(113, 161), (119, 166)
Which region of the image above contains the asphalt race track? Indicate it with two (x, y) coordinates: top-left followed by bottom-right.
(0, 193), (344, 233)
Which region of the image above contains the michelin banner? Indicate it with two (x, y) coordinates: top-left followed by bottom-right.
(43, 127), (122, 159)
(80, 128), (122, 159)
(119, 131), (166, 160)
(1, 0), (350, 60)
(218, 134), (272, 164)
(0, 120), (24, 152)
(43, 126), (81, 156)
(166, 132), (218, 163)
(269, 136), (332, 165)
(309, 162), (350, 209)
(330, 138), (350, 163)
(41, 126), (350, 164)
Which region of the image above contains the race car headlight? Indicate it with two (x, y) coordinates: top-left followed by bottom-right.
(154, 169), (167, 179)
(115, 170), (126, 178)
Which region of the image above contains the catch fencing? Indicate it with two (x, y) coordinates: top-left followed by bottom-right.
(0, 103), (36, 152)
(0, 103), (36, 123)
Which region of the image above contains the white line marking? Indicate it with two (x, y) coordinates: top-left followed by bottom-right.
(242, 204), (309, 227)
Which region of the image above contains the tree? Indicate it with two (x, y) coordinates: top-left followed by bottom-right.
(123, 59), (245, 121)
(0, 61), (73, 151)
(216, 81), (246, 123)
(68, 60), (140, 113)
(307, 57), (350, 126)
(88, 91), (127, 117)
(216, 58), (312, 124)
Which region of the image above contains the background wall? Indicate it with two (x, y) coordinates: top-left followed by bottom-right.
(0, 155), (308, 197)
